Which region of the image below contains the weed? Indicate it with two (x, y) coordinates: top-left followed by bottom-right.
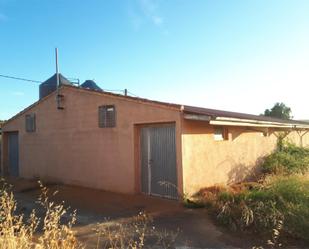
(209, 175), (309, 245)
(0, 180), (180, 249)
(0, 180), (82, 249)
(94, 212), (179, 249)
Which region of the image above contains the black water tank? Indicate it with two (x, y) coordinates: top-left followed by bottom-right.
(39, 73), (72, 99)
(81, 80), (102, 91)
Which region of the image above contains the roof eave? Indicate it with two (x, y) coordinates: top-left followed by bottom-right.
(183, 113), (309, 129)
(210, 120), (309, 129)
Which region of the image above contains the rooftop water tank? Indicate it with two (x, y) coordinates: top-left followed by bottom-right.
(80, 80), (102, 91)
(39, 73), (72, 99)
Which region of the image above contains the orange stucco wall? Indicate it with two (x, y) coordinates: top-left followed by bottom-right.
(181, 119), (309, 195)
(2, 86), (182, 194)
(3, 86), (309, 198)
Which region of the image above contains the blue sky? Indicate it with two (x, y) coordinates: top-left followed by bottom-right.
(0, 0), (309, 120)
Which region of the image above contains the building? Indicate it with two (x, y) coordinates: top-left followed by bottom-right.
(2, 74), (309, 198)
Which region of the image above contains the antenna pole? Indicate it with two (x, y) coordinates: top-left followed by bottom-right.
(55, 48), (61, 109)
(55, 47), (59, 86)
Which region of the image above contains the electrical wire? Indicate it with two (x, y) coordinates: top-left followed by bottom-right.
(102, 88), (139, 97)
(0, 74), (41, 83)
(102, 89), (124, 92)
(0, 73), (140, 97)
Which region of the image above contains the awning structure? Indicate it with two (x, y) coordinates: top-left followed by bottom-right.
(182, 106), (309, 130)
(209, 118), (309, 129)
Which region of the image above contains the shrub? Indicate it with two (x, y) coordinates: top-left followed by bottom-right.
(214, 175), (309, 243)
(265, 175), (309, 240)
(195, 142), (309, 246)
(261, 142), (309, 175)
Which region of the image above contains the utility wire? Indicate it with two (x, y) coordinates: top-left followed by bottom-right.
(102, 88), (139, 97)
(0, 74), (41, 83)
(102, 89), (124, 92)
(0, 73), (140, 97)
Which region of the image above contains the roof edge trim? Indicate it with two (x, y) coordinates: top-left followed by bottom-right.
(184, 114), (211, 121)
(64, 85), (182, 112)
(210, 120), (309, 129)
(215, 116), (307, 127)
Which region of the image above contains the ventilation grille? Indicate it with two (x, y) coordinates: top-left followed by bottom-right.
(25, 113), (36, 132)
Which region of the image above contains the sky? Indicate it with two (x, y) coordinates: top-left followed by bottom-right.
(0, 0), (309, 120)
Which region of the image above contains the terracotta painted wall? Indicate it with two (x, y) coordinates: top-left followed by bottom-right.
(2, 87), (182, 194)
(181, 119), (309, 195)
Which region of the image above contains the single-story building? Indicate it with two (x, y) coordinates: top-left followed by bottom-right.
(2, 74), (309, 199)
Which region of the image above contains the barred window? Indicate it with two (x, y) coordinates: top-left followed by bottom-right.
(25, 113), (36, 132)
(99, 105), (116, 128)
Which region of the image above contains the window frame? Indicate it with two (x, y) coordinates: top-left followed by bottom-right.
(98, 105), (116, 128)
(214, 126), (228, 141)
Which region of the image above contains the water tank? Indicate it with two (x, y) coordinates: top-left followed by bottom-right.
(39, 73), (72, 99)
(81, 80), (102, 91)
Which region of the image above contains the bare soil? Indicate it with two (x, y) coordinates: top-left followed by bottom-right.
(4, 177), (263, 249)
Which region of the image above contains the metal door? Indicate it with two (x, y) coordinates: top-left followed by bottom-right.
(140, 124), (178, 199)
(8, 132), (19, 177)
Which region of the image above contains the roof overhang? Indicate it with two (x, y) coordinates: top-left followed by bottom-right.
(183, 114), (211, 121)
(183, 114), (309, 129)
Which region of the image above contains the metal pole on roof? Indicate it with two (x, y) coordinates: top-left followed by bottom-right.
(55, 48), (61, 109)
(55, 48), (59, 86)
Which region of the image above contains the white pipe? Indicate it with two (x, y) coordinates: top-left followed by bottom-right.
(215, 116), (294, 126)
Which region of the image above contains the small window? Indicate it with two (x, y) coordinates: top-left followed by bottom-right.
(25, 113), (36, 132)
(214, 126), (228, 141)
(262, 131), (268, 137)
(99, 105), (116, 128)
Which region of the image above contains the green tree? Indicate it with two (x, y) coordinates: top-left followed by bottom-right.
(264, 102), (292, 120)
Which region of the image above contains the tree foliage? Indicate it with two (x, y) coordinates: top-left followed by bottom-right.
(264, 102), (292, 120)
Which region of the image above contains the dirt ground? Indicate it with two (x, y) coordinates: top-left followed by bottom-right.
(5, 178), (260, 249)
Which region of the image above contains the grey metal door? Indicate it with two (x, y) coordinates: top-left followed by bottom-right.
(140, 125), (178, 199)
(8, 132), (19, 177)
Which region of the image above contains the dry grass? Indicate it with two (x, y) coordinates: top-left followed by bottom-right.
(94, 212), (150, 249)
(196, 174), (309, 248)
(94, 212), (179, 249)
(0, 180), (82, 249)
(0, 180), (178, 249)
